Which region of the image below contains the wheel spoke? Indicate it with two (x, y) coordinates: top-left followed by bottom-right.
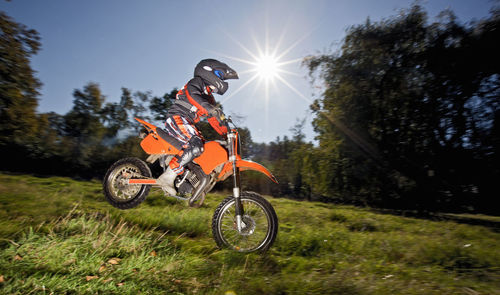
(109, 164), (144, 202)
(217, 197), (272, 252)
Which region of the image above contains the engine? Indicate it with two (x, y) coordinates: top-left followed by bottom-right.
(175, 170), (201, 196)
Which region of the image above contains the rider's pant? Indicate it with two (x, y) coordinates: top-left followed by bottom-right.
(164, 115), (204, 175)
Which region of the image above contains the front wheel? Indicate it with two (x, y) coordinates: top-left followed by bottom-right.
(103, 157), (152, 209)
(212, 192), (278, 252)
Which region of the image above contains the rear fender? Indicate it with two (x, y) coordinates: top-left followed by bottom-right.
(135, 117), (180, 155)
(135, 117), (157, 132)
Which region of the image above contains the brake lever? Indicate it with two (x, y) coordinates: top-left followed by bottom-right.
(223, 115), (232, 130)
(226, 116), (237, 128)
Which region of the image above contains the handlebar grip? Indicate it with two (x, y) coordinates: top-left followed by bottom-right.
(224, 119), (231, 131)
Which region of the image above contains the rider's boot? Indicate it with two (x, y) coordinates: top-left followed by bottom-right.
(159, 138), (202, 197)
(157, 167), (178, 196)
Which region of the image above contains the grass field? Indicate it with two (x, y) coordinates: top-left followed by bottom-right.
(0, 172), (499, 294)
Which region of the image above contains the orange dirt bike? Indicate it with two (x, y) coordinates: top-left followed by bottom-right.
(103, 116), (278, 252)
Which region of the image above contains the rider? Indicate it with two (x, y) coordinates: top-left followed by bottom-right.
(158, 59), (238, 195)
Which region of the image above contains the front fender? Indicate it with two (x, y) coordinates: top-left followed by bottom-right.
(236, 160), (278, 184)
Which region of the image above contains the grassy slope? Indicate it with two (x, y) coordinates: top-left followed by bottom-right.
(0, 173), (499, 295)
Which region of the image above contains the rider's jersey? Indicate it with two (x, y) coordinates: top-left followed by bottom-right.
(167, 76), (227, 135)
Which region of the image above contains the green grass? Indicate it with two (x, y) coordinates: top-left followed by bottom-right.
(0, 172), (499, 294)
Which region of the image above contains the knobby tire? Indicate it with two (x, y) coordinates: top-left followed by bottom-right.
(103, 157), (152, 210)
(212, 191), (278, 252)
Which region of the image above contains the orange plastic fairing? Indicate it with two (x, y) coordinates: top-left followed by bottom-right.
(135, 117), (180, 155)
(194, 141), (228, 175)
(237, 160), (278, 183)
(135, 117), (157, 132)
(216, 159), (278, 183)
(140, 134), (180, 155)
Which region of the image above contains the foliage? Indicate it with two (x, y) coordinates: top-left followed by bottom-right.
(149, 88), (175, 122)
(1, 7), (500, 214)
(0, 11), (42, 170)
(303, 5), (500, 212)
(1, 173), (499, 294)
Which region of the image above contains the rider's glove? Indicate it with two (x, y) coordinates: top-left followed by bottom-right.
(208, 108), (228, 135)
(209, 108), (225, 121)
(208, 117), (228, 135)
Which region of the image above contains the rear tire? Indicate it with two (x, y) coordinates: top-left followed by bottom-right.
(103, 157), (152, 209)
(212, 192), (278, 252)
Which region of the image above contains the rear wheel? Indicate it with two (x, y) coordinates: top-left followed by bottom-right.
(212, 192), (278, 252)
(103, 157), (152, 209)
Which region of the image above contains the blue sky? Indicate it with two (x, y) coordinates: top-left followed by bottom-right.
(1, 0), (494, 143)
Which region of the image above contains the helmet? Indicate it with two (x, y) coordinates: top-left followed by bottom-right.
(194, 59), (238, 95)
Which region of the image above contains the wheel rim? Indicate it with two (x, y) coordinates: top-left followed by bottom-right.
(107, 164), (143, 202)
(217, 198), (272, 252)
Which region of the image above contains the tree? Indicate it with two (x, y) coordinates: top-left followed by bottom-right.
(149, 89), (175, 122)
(305, 5), (500, 212)
(100, 87), (140, 138)
(0, 11), (41, 146)
(62, 82), (108, 171)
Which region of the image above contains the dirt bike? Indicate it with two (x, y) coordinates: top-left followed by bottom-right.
(103, 116), (278, 252)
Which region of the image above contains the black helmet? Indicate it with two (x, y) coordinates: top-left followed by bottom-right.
(194, 59), (238, 95)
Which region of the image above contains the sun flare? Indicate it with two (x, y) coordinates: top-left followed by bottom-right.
(254, 54), (280, 80)
(214, 29), (313, 106)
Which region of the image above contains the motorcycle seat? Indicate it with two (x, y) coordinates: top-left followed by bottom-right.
(156, 128), (183, 151)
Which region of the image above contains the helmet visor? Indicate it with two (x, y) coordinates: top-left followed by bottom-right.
(214, 70), (224, 79)
(214, 67), (238, 80)
(224, 70), (238, 80)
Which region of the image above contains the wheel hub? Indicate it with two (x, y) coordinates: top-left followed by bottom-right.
(238, 215), (256, 236)
(109, 165), (141, 201)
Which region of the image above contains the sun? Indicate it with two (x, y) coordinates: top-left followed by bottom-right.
(254, 54), (280, 80)
(211, 29), (313, 106)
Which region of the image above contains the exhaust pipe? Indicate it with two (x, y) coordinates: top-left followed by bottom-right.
(188, 174), (208, 208)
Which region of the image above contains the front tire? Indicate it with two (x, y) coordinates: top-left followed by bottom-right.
(103, 157), (152, 209)
(212, 192), (278, 252)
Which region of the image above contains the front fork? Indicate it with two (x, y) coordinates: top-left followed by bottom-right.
(228, 133), (244, 232)
(233, 163), (245, 232)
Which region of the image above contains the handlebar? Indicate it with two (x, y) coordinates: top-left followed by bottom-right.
(219, 113), (234, 134)
(223, 117), (232, 130)
(217, 114), (242, 158)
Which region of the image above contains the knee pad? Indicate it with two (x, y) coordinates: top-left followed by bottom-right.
(188, 136), (204, 157)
